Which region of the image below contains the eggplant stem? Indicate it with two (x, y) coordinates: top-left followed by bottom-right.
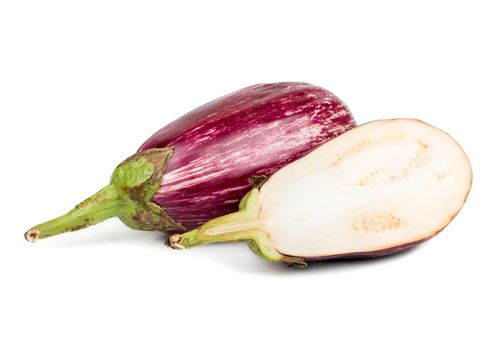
(25, 185), (122, 242)
(24, 148), (184, 242)
(167, 188), (305, 267)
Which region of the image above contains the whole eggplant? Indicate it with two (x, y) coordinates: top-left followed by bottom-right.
(25, 82), (355, 242)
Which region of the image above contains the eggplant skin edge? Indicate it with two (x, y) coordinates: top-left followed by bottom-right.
(303, 237), (432, 261)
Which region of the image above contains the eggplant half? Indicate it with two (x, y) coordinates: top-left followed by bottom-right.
(169, 119), (472, 267)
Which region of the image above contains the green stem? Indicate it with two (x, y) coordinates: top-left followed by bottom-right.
(24, 148), (184, 242)
(168, 189), (307, 267)
(25, 185), (121, 242)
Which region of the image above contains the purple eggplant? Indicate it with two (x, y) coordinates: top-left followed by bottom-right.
(25, 82), (355, 242)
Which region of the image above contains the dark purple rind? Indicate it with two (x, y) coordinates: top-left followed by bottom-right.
(303, 236), (432, 262)
(139, 82), (355, 230)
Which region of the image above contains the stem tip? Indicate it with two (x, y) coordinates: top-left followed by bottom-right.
(168, 234), (185, 249)
(25, 229), (41, 243)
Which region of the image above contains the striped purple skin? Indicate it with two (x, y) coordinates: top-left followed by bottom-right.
(138, 82), (356, 231)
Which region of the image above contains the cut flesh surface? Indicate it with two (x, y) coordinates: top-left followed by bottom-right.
(259, 119), (472, 258)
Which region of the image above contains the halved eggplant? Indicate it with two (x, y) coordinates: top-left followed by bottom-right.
(169, 119), (472, 267)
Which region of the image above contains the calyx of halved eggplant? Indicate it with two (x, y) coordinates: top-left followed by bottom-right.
(168, 119), (472, 268)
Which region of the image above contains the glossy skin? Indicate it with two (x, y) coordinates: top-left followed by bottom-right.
(139, 82), (355, 230)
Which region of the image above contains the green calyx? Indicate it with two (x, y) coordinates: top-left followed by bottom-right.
(24, 148), (184, 243)
(168, 189), (307, 268)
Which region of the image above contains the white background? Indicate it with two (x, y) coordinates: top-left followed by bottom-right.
(1, 1), (502, 349)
